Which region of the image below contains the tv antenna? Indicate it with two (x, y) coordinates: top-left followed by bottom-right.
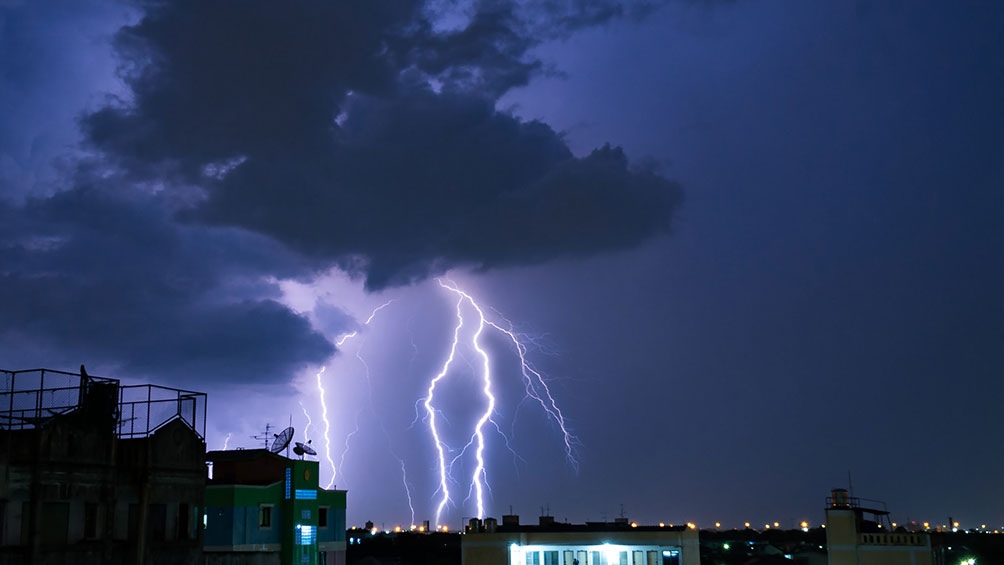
(252, 423), (274, 449)
(293, 440), (316, 459)
(270, 426), (294, 456)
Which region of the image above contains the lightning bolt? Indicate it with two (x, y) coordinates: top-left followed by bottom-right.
(222, 432), (232, 451)
(299, 401), (313, 441)
(325, 297), (415, 521)
(421, 279), (578, 525)
(315, 366), (338, 488)
(484, 317), (579, 471)
(423, 291), (464, 526)
(336, 300), (396, 347)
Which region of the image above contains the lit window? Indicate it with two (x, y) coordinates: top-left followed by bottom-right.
(296, 524), (316, 545)
(295, 489), (317, 500)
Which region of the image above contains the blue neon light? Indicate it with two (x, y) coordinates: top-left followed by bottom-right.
(295, 489), (317, 500)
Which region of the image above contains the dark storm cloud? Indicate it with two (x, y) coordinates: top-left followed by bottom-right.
(0, 180), (335, 385)
(84, 0), (681, 290)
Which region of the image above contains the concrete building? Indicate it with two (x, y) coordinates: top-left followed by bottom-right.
(461, 515), (700, 565)
(0, 367), (207, 565)
(204, 449), (346, 565)
(825, 488), (938, 565)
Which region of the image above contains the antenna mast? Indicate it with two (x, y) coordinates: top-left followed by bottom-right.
(252, 423), (274, 449)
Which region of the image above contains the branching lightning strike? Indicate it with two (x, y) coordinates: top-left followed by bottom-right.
(319, 300), (407, 503)
(420, 279), (578, 526)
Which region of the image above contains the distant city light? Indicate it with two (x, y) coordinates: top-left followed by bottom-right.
(744, 522), (751, 528)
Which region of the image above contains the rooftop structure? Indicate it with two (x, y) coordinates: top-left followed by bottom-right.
(0, 366), (207, 565)
(0, 367), (206, 439)
(204, 447), (347, 565)
(825, 488), (935, 565)
(461, 515), (700, 565)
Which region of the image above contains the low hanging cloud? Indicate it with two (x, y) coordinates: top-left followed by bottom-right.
(85, 0), (682, 290)
(0, 181), (336, 384)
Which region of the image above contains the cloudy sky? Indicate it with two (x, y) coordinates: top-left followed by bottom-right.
(2, 0), (1003, 530)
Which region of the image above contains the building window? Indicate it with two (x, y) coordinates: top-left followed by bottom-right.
(127, 504), (139, 541)
(543, 550), (559, 565)
(319, 507), (328, 528)
(84, 503), (98, 539)
(296, 524), (316, 545)
(258, 505), (273, 528)
(525, 552), (540, 565)
(301, 509), (311, 520)
(148, 504), (167, 542)
(178, 503), (190, 540)
(20, 502), (31, 545)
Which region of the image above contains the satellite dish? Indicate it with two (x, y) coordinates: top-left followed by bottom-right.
(293, 440), (316, 458)
(270, 426), (294, 454)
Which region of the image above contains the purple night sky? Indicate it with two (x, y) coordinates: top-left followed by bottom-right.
(2, 0), (1003, 531)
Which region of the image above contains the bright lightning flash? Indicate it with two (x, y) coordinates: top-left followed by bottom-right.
(315, 366), (338, 488)
(422, 279), (577, 526)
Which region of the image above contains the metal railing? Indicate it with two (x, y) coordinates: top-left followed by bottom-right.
(118, 384), (206, 439)
(0, 367), (206, 439)
(0, 368), (117, 430)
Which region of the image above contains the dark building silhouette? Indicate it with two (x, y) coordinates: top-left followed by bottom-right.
(0, 367), (207, 565)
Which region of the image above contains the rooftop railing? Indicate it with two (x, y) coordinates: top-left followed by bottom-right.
(118, 383), (206, 439)
(0, 367), (206, 439)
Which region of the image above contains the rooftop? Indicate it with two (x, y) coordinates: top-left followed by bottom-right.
(0, 366), (206, 439)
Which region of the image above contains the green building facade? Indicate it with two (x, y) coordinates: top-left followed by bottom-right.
(205, 450), (346, 565)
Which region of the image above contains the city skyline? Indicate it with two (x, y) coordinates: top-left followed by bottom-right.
(1, 1), (1002, 530)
